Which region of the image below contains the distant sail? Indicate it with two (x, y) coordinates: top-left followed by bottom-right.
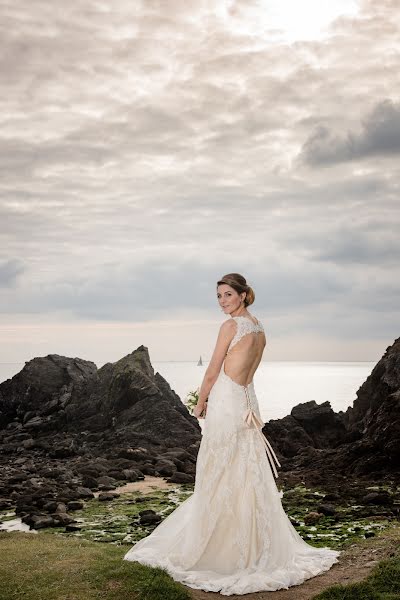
(197, 355), (203, 366)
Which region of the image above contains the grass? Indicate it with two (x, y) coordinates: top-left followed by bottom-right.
(1, 523), (399, 600)
(0, 531), (191, 600)
(312, 553), (400, 600)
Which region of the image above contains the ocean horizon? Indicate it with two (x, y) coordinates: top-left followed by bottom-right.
(0, 360), (375, 421)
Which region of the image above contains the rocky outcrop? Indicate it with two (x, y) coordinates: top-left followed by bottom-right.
(0, 346), (199, 448)
(265, 401), (346, 459)
(263, 337), (400, 484)
(0, 346), (201, 528)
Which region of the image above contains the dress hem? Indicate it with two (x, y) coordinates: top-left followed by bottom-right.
(123, 548), (341, 596)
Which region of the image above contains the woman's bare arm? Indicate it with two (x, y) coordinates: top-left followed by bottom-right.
(196, 319), (236, 411)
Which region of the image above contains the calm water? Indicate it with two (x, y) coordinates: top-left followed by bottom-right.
(0, 361), (375, 421)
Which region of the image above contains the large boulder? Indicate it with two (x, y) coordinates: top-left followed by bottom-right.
(0, 355), (97, 430)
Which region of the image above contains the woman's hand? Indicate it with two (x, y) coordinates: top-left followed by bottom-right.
(194, 401), (207, 419)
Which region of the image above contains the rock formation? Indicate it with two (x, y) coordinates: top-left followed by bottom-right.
(0, 346), (201, 527)
(263, 337), (400, 485)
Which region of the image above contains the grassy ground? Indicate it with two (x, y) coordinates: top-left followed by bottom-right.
(0, 530), (191, 600)
(1, 481), (398, 599)
(312, 552), (400, 600)
(1, 526), (399, 600)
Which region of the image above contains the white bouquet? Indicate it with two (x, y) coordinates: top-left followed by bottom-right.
(184, 387), (200, 414)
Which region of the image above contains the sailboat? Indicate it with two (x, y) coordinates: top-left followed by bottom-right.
(197, 355), (203, 366)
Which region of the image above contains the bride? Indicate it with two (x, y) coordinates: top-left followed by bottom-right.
(123, 273), (340, 595)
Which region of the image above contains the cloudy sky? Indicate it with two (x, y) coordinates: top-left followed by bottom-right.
(1, 0), (399, 367)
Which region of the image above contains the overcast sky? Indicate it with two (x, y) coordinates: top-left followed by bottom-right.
(1, 0), (399, 367)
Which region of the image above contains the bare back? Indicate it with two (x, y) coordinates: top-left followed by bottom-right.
(223, 316), (266, 386)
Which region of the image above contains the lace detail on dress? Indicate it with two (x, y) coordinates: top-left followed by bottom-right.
(227, 316), (264, 354)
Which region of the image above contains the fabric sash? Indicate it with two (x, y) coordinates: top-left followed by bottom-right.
(243, 388), (281, 478)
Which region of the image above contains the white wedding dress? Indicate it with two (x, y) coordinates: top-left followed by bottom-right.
(124, 316), (340, 595)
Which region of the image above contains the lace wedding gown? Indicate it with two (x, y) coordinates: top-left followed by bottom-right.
(124, 316), (340, 595)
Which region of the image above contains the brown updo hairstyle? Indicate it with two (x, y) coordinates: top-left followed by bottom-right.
(217, 273), (255, 307)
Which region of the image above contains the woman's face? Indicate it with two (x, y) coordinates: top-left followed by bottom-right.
(217, 284), (245, 314)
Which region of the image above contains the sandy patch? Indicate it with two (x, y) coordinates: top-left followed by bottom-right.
(93, 476), (177, 498)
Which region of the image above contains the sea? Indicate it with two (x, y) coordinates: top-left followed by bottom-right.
(0, 361), (375, 421)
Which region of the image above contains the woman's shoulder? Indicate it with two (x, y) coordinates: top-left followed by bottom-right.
(220, 314), (263, 325)
(220, 318), (238, 332)
(235, 314), (264, 328)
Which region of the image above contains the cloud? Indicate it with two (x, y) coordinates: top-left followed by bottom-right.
(0, 259), (24, 287)
(312, 232), (400, 265)
(0, 0), (399, 360)
(300, 99), (400, 165)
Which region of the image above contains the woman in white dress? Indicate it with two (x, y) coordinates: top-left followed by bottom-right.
(124, 273), (340, 595)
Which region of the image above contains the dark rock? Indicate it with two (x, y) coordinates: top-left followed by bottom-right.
(78, 463), (107, 478)
(140, 513), (162, 524)
(21, 438), (36, 449)
(121, 469), (142, 482)
(317, 503), (336, 516)
(167, 471), (195, 484)
(15, 496), (37, 516)
(183, 460), (196, 475)
(28, 515), (56, 529)
(291, 401), (346, 448)
(138, 509), (157, 516)
(51, 512), (76, 526)
(362, 491), (393, 505)
(263, 415), (313, 458)
(107, 470), (123, 480)
(49, 445), (77, 459)
(140, 464), (156, 475)
(67, 500), (84, 511)
(0, 497), (13, 510)
(124, 447), (151, 461)
(138, 509), (162, 525)
(96, 476), (118, 489)
(42, 501), (58, 513)
(24, 416), (45, 429)
(154, 459), (177, 477)
(323, 492), (340, 501)
(76, 486), (94, 499)
(39, 467), (65, 479)
(81, 476), (99, 490)
(304, 511), (323, 525)
(98, 492), (120, 501)
(8, 473), (26, 483)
